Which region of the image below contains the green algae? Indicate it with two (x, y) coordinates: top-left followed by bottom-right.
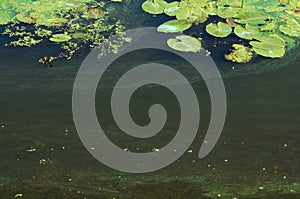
(0, 0), (125, 60)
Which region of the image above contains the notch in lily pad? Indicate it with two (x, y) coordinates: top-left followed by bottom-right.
(206, 22), (232, 38)
(167, 35), (201, 52)
(234, 24), (262, 40)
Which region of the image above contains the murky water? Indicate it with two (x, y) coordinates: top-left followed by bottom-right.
(1, 4), (300, 199)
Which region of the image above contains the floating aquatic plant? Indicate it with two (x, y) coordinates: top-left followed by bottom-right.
(158, 20), (192, 33)
(49, 34), (72, 43)
(206, 22), (232, 38)
(167, 35), (201, 52)
(225, 44), (253, 63)
(0, 0), (126, 60)
(142, 0), (300, 63)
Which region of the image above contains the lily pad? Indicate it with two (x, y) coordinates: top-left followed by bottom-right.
(157, 20), (192, 33)
(206, 22), (232, 38)
(142, 0), (168, 15)
(250, 43), (286, 58)
(280, 25), (300, 37)
(279, 18), (300, 37)
(15, 13), (35, 24)
(233, 11), (270, 25)
(0, 10), (15, 25)
(217, 7), (240, 19)
(234, 24), (262, 40)
(167, 35), (201, 52)
(253, 34), (286, 47)
(260, 21), (277, 31)
(164, 2), (180, 16)
(49, 34), (72, 43)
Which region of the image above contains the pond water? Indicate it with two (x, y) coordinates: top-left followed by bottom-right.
(0, 1), (300, 199)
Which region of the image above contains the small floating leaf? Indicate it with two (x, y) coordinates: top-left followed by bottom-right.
(142, 0), (168, 14)
(157, 20), (192, 33)
(234, 24), (262, 40)
(164, 2), (180, 16)
(233, 11), (270, 25)
(206, 22), (232, 38)
(15, 13), (35, 24)
(217, 7), (240, 19)
(167, 35), (201, 52)
(279, 25), (300, 37)
(49, 34), (72, 43)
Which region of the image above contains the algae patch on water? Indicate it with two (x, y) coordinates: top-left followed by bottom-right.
(0, 0), (126, 60)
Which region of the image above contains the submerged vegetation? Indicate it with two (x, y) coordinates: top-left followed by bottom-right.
(0, 0), (125, 60)
(142, 0), (300, 63)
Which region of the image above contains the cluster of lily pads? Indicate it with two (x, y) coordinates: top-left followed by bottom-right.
(0, 0), (125, 60)
(142, 0), (300, 63)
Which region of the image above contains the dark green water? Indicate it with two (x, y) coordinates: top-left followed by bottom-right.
(0, 41), (300, 199)
(1, 3), (300, 199)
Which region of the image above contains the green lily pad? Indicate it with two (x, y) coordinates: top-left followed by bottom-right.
(260, 21), (277, 31)
(249, 33), (286, 58)
(49, 34), (72, 43)
(279, 17), (300, 36)
(142, 0), (168, 15)
(204, 1), (217, 15)
(157, 20), (192, 33)
(279, 25), (300, 37)
(234, 24), (262, 40)
(167, 35), (201, 52)
(174, 0), (208, 22)
(250, 43), (286, 58)
(164, 2), (180, 16)
(206, 22), (232, 38)
(233, 11), (270, 25)
(0, 10), (15, 25)
(217, 7), (241, 18)
(15, 13), (35, 24)
(225, 44), (253, 63)
(253, 34), (286, 47)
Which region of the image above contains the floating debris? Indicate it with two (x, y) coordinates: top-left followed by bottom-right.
(187, 149), (193, 153)
(152, 148), (160, 152)
(26, 147), (36, 153)
(14, 193), (23, 198)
